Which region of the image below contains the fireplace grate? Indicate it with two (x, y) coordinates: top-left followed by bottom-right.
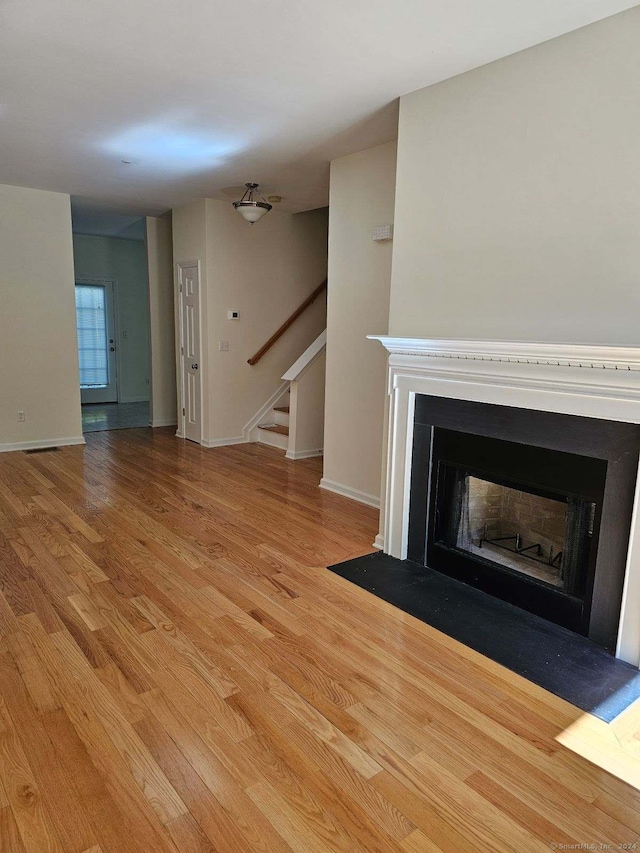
(478, 528), (564, 569)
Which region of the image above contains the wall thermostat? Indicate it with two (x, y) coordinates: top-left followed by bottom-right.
(227, 310), (240, 320)
(372, 224), (393, 242)
(373, 225), (393, 243)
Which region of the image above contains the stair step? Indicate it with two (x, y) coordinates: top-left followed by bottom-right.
(258, 424), (289, 436)
(274, 406), (290, 414)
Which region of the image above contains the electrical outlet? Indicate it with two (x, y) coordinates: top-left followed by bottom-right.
(219, 340), (230, 352)
(17, 411), (25, 422)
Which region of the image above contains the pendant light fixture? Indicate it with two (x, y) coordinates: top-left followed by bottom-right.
(232, 183), (272, 224)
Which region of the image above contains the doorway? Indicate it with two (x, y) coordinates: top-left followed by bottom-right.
(73, 261), (150, 433)
(70, 209), (176, 436)
(75, 279), (118, 404)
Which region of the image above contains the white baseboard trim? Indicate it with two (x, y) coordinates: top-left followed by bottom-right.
(0, 435), (86, 454)
(285, 448), (323, 460)
(201, 436), (248, 448)
(319, 478), (380, 509)
(151, 418), (178, 428)
(175, 429), (184, 438)
(373, 533), (385, 551)
(118, 396), (150, 404)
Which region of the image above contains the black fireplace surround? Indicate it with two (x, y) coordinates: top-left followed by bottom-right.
(407, 396), (640, 652)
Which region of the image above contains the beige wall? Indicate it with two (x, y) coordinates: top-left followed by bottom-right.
(146, 213), (177, 426)
(73, 234), (150, 402)
(322, 142), (397, 505)
(288, 352), (326, 459)
(172, 199), (328, 444)
(0, 184), (82, 449)
(390, 7), (640, 344)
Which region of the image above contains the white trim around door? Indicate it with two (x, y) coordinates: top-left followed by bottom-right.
(176, 260), (203, 444)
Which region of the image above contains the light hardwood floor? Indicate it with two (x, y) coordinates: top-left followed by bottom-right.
(0, 428), (639, 852)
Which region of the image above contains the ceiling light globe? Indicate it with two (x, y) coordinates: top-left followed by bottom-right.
(232, 183), (273, 224)
(234, 202), (271, 223)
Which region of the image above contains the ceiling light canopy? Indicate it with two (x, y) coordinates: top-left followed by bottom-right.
(233, 183), (272, 224)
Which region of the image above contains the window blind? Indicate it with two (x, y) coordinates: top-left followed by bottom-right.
(75, 285), (109, 388)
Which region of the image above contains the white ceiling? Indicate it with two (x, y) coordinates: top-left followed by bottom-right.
(1, 0), (636, 219)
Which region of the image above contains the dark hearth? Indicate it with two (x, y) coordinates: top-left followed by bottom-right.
(328, 551), (640, 722)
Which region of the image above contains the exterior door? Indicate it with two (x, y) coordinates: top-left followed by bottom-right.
(178, 262), (202, 443)
(75, 280), (118, 404)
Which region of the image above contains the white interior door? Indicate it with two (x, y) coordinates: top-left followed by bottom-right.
(75, 281), (118, 404)
(178, 262), (202, 443)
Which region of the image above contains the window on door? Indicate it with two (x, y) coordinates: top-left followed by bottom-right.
(75, 284), (109, 389)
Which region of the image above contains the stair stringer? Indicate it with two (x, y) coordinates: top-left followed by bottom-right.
(246, 381), (290, 443)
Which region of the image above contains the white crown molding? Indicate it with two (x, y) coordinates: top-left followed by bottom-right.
(368, 336), (640, 370)
(368, 336), (640, 421)
(0, 436), (85, 454)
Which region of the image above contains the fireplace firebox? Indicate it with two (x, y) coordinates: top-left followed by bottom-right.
(407, 396), (640, 651)
(428, 429), (605, 635)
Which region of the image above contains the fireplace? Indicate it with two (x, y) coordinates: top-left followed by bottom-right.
(426, 428), (605, 636)
(369, 336), (640, 663)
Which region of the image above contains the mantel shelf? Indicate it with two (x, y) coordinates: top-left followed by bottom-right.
(368, 336), (640, 372)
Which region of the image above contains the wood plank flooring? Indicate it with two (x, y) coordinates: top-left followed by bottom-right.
(0, 428), (639, 852)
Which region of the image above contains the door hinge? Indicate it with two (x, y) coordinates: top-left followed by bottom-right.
(182, 407), (186, 416)
(181, 346), (184, 355)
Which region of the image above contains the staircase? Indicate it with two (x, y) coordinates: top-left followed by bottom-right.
(252, 330), (326, 458)
(256, 392), (291, 450)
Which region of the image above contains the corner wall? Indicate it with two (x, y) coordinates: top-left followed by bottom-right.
(0, 184), (82, 450)
(146, 213), (177, 427)
(390, 6), (640, 344)
(322, 142), (397, 506)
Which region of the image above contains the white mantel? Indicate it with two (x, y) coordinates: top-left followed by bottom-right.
(369, 336), (640, 665)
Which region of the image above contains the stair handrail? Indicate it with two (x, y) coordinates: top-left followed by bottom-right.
(247, 279), (327, 366)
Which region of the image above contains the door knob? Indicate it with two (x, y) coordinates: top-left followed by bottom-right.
(191, 363), (198, 370)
